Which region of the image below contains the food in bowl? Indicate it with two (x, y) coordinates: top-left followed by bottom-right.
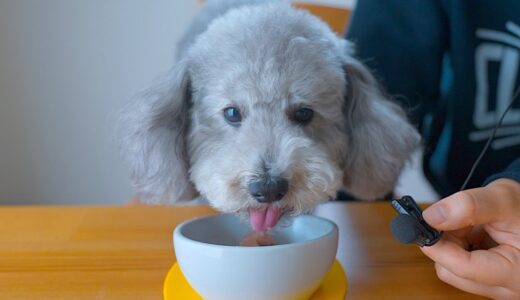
(173, 213), (338, 300)
(239, 230), (275, 246)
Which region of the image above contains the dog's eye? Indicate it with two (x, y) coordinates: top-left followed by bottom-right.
(223, 107), (242, 126)
(293, 107), (314, 124)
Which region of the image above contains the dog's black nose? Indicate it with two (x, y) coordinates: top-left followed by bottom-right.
(248, 177), (289, 203)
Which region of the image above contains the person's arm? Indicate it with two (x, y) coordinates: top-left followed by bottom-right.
(484, 158), (520, 186)
(346, 0), (449, 127)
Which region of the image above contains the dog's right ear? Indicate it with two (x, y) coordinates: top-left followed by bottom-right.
(118, 60), (197, 204)
(339, 42), (420, 200)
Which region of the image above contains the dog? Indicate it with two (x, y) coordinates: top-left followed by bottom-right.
(118, 0), (420, 230)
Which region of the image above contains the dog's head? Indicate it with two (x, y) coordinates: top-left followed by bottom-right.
(119, 3), (419, 219)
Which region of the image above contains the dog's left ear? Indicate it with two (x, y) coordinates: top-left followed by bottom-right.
(117, 59), (198, 204)
(340, 42), (420, 200)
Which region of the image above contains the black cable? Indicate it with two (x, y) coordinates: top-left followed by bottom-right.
(460, 85), (520, 191)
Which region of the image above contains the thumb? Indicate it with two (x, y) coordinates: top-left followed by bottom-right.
(423, 186), (509, 231)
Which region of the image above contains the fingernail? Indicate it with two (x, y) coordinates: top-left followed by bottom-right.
(423, 204), (447, 226)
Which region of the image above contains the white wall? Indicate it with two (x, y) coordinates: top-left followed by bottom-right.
(296, 0), (356, 8)
(0, 1), (198, 204)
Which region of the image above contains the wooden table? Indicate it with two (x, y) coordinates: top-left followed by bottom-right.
(0, 202), (484, 299)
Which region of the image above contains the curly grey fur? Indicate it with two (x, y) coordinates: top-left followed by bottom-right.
(118, 0), (420, 211)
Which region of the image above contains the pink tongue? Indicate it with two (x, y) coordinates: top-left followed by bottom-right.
(249, 206), (282, 232)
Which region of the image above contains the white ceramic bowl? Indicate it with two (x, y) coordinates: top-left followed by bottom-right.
(173, 213), (338, 300)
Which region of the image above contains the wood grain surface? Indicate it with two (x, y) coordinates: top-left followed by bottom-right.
(0, 202), (484, 299)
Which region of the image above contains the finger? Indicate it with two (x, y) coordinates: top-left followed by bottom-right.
(484, 223), (520, 249)
(434, 263), (512, 299)
(442, 231), (467, 249)
(466, 225), (486, 245)
(470, 225), (498, 250)
(448, 226), (472, 240)
(442, 228), (493, 251)
(420, 238), (513, 285)
(422, 187), (512, 231)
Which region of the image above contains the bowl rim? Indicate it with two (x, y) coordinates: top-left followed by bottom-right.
(173, 213), (338, 251)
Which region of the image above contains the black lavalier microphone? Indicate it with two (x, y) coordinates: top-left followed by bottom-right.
(390, 196), (442, 247)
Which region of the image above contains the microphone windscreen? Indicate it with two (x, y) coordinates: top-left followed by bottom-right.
(390, 214), (419, 244)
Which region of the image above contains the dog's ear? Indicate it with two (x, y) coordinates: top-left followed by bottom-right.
(340, 45), (420, 200)
(118, 60), (197, 204)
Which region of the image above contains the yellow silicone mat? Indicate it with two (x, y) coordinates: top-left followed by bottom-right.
(163, 259), (347, 299)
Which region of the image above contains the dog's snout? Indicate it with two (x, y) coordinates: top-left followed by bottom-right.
(248, 177), (288, 203)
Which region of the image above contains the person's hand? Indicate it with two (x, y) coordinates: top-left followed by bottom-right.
(420, 178), (520, 299)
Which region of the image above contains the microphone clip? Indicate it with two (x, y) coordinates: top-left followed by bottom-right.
(390, 195), (442, 247)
